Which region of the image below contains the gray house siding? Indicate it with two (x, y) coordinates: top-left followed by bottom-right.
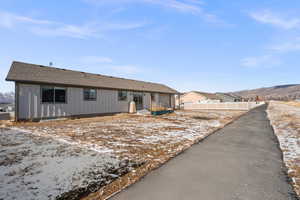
(158, 94), (172, 108)
(17, 83), (175, 120)
(151, 94), (173, 108)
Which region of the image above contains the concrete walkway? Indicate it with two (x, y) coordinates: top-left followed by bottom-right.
(111, 105), (297, 200)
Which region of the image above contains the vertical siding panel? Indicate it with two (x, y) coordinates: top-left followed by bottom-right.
(28, 91), (31, 119)
(106, 90), (109, 113)
(104, 90), (107, 113)
(46, 105), (50, 118)
(34, 95), (38, 118)
(41, 105), (44, 119)
(52, 104), (55, 117)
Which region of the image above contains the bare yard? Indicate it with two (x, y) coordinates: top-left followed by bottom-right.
(267, 101), (300, 196)
(1, 110), (245, 199)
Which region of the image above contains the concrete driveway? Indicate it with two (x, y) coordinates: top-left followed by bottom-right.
(111, 105), (297, 200)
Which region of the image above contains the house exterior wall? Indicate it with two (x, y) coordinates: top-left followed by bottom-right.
(158, 94), (171, 107)
(17, 83), (175, 120)
(180, 92), (207, 104)
(151, 93), (174, 108)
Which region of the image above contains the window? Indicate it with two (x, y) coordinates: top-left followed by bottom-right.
(55, 88), (67, 103)
(84, 88), (97, 101)
(151, 93), (156, 102)
(118, 91), (127, 101)
(42, 86), (54, 103)
(41, 86), (67, 103)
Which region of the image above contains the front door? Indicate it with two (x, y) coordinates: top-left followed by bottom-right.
(133, 93), (143, 110)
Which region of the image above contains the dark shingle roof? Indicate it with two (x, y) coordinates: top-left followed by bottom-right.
(6, 61), (178, 94)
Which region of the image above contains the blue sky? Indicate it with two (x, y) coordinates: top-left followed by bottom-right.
(0, 0), (300, 93)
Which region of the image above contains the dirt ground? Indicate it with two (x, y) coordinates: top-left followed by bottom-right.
(1, 110), (245, 199)
(267, 101), (300, 196)
(284, 101), (300, 108)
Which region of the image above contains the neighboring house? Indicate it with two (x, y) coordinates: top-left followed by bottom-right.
(215, 93), (242, 102)
(6, 61), (178, 121)
(180, 91), (221, 104)
(5, 105), (15, 112)
(0, 103), (14, 112)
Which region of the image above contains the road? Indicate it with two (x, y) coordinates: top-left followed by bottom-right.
(111, 105), (297, 200)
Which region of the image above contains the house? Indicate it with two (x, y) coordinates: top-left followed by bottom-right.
(5, 104), (15, 112)
(6, 61), (178, 121)
(180, 91), (221, 105)
(0, 104), (14, 112)
(215, 93), (242, 102)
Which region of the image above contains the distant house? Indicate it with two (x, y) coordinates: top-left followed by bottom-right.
(6, 61), (178, 121)
(215, 93), (242, 102)
(180, 91), (221, 105)
(0, 103), (14, 112)
(5, 105), (15, 112)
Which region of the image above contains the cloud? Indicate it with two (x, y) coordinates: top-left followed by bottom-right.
(249, 10), (300, 30)
(0, 11), (147, 39)
(268, 37), (300, 52)
(30, 24), (101, 39)
(150, 0), (202, 14)
(241, 55), (282, 68)
(85, 0), (203, 14)
(0, 11), (53, 28)
(84, 0), (225, 24)
(108, 65), (141, 75)
(80, 56), (141, 75)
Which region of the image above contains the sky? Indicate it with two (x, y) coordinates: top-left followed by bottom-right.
(0, 0), (300, 93)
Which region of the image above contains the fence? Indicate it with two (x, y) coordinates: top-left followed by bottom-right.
(183, 102), (265, 111)
(0, 112), (11, 120)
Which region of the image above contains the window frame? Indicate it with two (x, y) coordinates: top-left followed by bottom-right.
(40, 85), (67, 104)
(118, 90), (128, 101)
(83, 88), (97, 101)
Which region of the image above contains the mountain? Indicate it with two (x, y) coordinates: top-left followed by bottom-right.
(232, 84), (300, 100)
(0, 92), (14, 103)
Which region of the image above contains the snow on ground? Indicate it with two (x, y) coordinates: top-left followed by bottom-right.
(0, 128), (138, 200)
(14, 110), (243, 162)
(267, 101), (300, 196)
(2, 110), (244, 199)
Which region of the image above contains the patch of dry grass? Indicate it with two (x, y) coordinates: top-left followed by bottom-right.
(267, 101), (300, 197)
(282, 101), (300, 108)
(7, 110), (245, 199)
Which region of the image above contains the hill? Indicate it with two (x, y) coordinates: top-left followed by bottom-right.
(0, 92), (14, 103)
(232, 84), (300, 100)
